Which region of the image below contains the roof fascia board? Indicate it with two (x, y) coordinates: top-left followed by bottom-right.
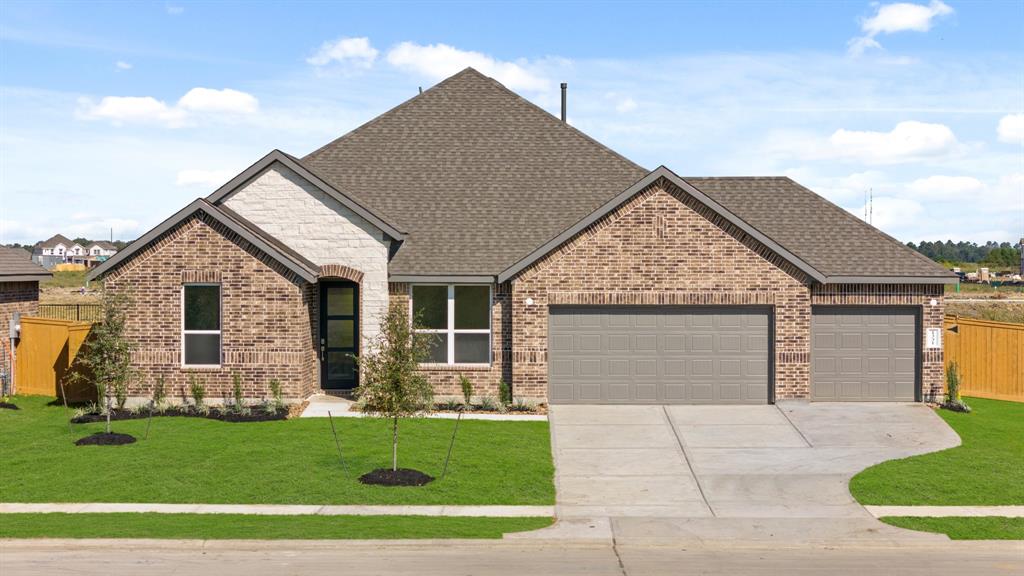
(87, 199), (319, 283)
(206, 150), (406, 241)
(498, 166), (829, 284)
(1, 274), (51, 282)
(823, 276), (958, 285)
(389, 275), (496, 284)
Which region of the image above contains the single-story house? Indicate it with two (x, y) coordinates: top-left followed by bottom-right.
(1, 246), (52, 392)
(88, 68), (955, 405)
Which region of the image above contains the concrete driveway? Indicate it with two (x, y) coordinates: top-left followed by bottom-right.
(549, 402), (960, 526)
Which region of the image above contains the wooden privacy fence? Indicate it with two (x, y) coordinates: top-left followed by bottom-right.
(14, 316), (95, 402)
(944, 315), (1024, 402)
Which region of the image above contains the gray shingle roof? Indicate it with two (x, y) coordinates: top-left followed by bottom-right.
(303, 68), (647, 276)
(685, 177), (952, 279)
(302, 68), (950, 282)
(0, 246), (51, 281)
(35, 234), (74, 249)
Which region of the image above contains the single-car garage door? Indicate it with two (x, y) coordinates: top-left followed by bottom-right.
(548, 306), (771, 404)
(811, 307), (919, 401)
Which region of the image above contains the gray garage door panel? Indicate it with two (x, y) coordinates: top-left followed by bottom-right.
(811, 307), (918, 402)
(548, 306), (771, 405)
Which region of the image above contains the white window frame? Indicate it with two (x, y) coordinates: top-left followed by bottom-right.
(181, 283), (222, 368)
(410, 284), (492, 366)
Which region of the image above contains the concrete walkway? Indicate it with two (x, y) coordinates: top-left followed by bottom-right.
(865, 505), (1024, 518)
(0, 503), (554, 518)
(543, 401), (962, 542)
(300, 394), (547, 421)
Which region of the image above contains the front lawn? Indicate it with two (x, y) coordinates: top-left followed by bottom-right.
(0, 513), (553, 539)
(0, 396), (554, 505)
(880, 517), (1024, 540)
(850, 397), (1024, 506)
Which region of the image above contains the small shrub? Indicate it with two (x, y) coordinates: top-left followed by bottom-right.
(435, 398), (462, 411)
(460, 375), (474, 407)
(268, 379), (285, 412)
(510, 398), (535, 413)
(189, 375), (206, 409)
(499, 381), (512, 405)
(942, 361), (971, 413)
(231, 373), (245, 413)
(478, 395), (497, 412)
(152, 375), (167, 406)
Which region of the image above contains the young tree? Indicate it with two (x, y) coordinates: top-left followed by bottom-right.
(354, 304), (435, 471)
(68, 288), (136, 434)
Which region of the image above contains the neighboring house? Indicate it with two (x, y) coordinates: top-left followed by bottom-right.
(1, 246), (52, 392)
(88, 68), (955, 404)
(33, 235), (117, 268)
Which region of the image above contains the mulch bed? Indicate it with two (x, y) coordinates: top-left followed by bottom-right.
(70, 400), (309, 424)
(0, 402), (19, 410)
(359, 468), (435, 487)
(75, 432), (137, 446)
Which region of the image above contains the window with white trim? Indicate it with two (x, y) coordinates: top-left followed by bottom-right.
(182, 284), (221, 366)
(412, 285), (491, 365)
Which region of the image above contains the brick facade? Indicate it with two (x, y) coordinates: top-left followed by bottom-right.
(105, 178), (945, 404)
(1, 281), (40, 391)
(106, 214), (319, 400)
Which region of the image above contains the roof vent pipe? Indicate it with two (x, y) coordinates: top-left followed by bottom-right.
(560, 83), (567, 123)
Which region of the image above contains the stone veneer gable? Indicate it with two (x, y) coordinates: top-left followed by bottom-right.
(222, 164), (389, 352)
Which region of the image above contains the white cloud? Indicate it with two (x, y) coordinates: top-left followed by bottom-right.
(307, 37), (378, 68)
(615, 97), (638, 113)
(997, 113), (1024, 144)
(828, 121), (960, 164)
(76, 95), (187, 126)
(906, 175), (984, 200)
(849, 196), (924, 230)
(175, 169), (235, 188)
(166, 5), (184, 15)
(115, 61), (132, 70)
(77, 87), (258, 127)
(849, 1), (953, 56)
(178, 87), (259, 114)
(386, 42), (549, 91)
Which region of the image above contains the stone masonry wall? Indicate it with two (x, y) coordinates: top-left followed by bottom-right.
(104, 214), (318, 400)
(510, 178), (815, 400)
(222, 164), (390, 354)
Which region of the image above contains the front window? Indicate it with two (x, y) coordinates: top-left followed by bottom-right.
(412, 285), (490, 364)
(182, 284), (221, 366)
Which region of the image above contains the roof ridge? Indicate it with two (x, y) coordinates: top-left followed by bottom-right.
(303, 68), (481, 162)
(304, 67), (647, 178)
(779, 176), (949, 273)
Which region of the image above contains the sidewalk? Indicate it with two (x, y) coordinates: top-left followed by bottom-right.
(0, 503), (554, 518)
(300, 394), (547, 421)
(864, 505), (1024, 518)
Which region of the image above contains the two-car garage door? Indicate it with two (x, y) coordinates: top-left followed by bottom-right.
(548, 306), (771, 404)
(547, 305), (920, 404)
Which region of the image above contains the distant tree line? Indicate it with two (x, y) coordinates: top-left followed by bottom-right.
(908, 240), (1022, 267)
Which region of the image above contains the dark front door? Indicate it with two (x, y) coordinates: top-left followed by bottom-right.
(320, 282), (359, 390)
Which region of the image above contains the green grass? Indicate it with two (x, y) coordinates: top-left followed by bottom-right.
(881, 517), (1024, 540)
(40, 270), (89, 289)
(850, 398), (1024, 506)
(0, 513), (553, 539)
(0, 396), (554, 505)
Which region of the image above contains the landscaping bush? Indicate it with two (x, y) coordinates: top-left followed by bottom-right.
(460, 375), (474, 407)
(499, 381), (511, 405)
(152, 375), (167, 406)
(189, 376), (207, 412)
(231, 373), (246, 414)
(942, 361), (971, 413)
(268, 379), (285, 412)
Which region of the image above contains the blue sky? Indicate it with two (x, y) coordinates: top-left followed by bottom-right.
(1, 0), (1022, 245)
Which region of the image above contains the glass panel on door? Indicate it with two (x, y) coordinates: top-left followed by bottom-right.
(320, 283), (358, 390)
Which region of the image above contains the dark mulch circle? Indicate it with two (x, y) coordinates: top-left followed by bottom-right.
(359, 468), (434, 487)
(75, 432), (137, 446)
(0, 402), (19, 410)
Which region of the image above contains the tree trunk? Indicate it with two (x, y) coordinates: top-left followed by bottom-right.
(392, 416), (398, 471)
(105, 381), (112, 435)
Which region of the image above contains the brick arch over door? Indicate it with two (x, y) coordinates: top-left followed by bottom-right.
(318, 264), (364, 284)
